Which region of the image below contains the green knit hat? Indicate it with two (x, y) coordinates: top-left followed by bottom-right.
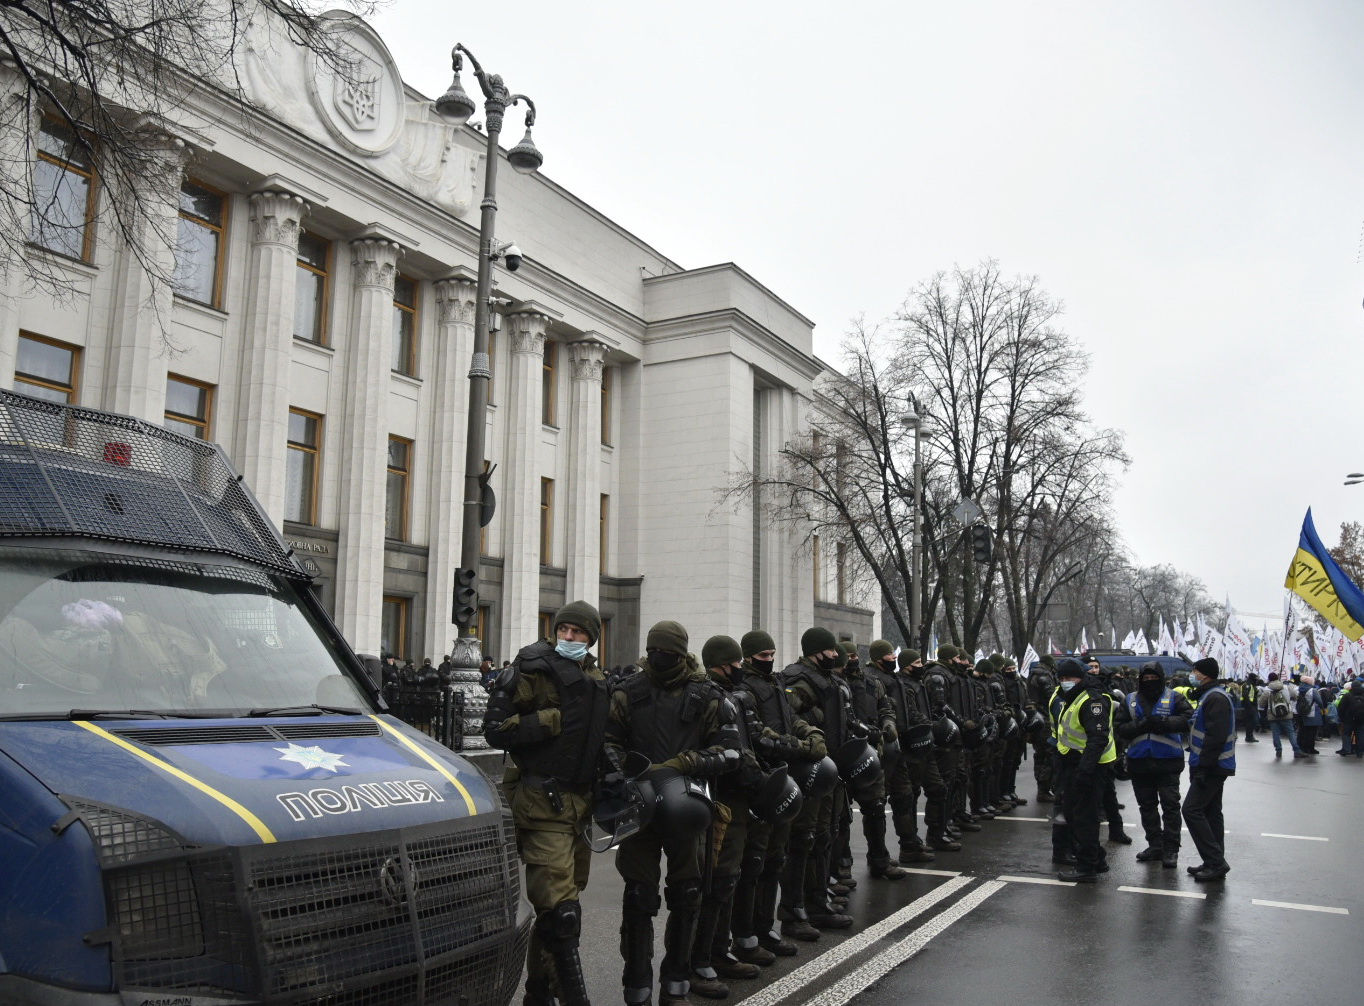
(975, 658), (994, 675)
(937, 644), (961, 662)
(869, 639), (894, 661)
(702, 634), (743, 669)
(898, 648), (921, 668)
(553, 601), (601, 646)
(840, 642), (859, 659)
(742, 630), (776, 658)
(989, 652), (1006, 670)
(801, 626), (839, 656)
(1040, 654), (1057, 670)
(646, 619), (689, 655)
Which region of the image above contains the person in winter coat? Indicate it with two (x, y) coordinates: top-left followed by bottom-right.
(1257, 673), (1306, 758)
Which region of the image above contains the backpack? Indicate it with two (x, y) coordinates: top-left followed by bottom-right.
(1296, 687), (1315, 718)
(1268, 690), (1290, 719)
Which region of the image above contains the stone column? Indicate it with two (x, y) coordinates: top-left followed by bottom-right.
(498, 308), (551, 660)
(333, 237), (400, 655)
(423, 275), (477, 660)
(0, 61), (34, 388)
(565, 339), (607, 609)
(103, 130), (190, 421)
(235, 190), (308, 525)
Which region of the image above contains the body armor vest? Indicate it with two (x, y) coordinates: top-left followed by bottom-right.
(741, 671), (796, 735)
(618, 672), (715, 763)
(847, 671), (881, 728)
(948, 670), (977, 718)
(1002, 674), (1028, 712)
(785, 663), (850, 749)
(868, 665), (911, 729)
(513, 643), (610, 791)
(903, 674), (934, 722)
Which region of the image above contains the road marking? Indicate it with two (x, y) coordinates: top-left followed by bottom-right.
(802, 881), (1006, 1006)
(993, 815), (1049, 823)
(997, 875), (1076, 887)
(1251, 899), (1349, 915)
(1117, 885), (1206, 900)
(1260, 833), (1328, 842)
(898, 867), (961, 877)
(735, 875), (974, 1006)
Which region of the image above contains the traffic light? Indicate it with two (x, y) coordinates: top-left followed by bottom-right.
(453, 567), (478, 627)
(969, 524), (992, 564)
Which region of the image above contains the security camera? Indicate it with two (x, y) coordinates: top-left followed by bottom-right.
(503, 243), (523, 272)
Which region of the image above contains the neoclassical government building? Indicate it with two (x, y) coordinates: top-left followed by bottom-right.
(0, 13), (877, 664)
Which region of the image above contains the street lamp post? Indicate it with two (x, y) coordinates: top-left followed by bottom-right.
(904, 398), (933, 651)
(434, 45), (542, 744)
(1345, 472), (1364, 486)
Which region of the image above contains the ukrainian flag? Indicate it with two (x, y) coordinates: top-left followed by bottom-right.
(1284, 508), (1364, 640)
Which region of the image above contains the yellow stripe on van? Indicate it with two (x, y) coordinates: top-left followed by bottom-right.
(369, 715), (478, 816)
(72, 720), (277, 843)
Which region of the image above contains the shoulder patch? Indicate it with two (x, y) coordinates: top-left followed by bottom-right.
(1089, 702), (1105, 717)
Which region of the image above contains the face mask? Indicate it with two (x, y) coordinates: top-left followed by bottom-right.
(649, 650), (682, 672)
(728, 662), (746, 684)
(556, 639), (588, 661)
(881, 657), (898, 673)
(750, 657), (774, 675)
(1059, 680), (1078, 693)
(846, 660), (860, 674)
(818, 653), (841, 671)
(1139, 679), (1162, 700)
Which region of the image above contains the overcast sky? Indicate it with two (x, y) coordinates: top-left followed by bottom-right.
(370, 0), (1364, 627)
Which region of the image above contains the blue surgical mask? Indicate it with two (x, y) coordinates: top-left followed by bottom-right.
(1059, 680), (1078, 693)
(556, 639), (589, 661)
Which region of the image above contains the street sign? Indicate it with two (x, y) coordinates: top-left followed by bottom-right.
(952, 498), (983, 525)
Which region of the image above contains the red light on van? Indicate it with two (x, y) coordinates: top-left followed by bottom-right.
(103, 442), (133, 466)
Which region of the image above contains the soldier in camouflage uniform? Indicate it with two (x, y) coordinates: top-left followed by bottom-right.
(1029, 655), (1058, 801)
(841, 642), (907, 880)
(730, 630), (825, 960)
(483, 601), (609, 1006)
(607, 620), (740, 1006)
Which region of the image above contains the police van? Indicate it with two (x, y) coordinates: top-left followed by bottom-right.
(0, 390), (529, 1005)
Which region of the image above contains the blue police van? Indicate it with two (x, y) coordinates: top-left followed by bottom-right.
(0, 390), (529, 1005)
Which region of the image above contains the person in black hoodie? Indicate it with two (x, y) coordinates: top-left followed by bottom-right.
(1182, 657), (1236, 882)
(1117, 661), (1194, 869)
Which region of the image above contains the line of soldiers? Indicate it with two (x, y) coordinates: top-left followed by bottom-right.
(483, 603), (1067, 1006)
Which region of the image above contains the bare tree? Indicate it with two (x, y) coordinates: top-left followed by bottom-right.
(1329, 521), (1364, 586)
(1, 0), (372, 303)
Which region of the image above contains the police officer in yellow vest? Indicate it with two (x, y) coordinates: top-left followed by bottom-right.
(1052, 657), (1115, 882)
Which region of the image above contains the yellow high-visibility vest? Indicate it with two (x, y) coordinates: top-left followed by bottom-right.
(1055, 691), (1116, 763)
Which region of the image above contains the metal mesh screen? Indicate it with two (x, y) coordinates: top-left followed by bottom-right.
(92, 810), (526, 1004)
(0, 390), (304, 578)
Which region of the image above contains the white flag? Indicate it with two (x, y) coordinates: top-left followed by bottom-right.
(1022, 644), (1040, 677)
(1078, 627), (1088, 653)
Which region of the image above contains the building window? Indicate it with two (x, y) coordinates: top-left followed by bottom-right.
(600, 494), (609, 575)
(385, 436), (412, 541)
(600, 366), (613, 446)
(812, 534), (822, 602)
(174, 180), (227, 308)
(164, 374), (213, 440)
(540, 477), (554, 566)
(539, 611), (554, 642)
(392, 275), (418, 376)
(542, 340), (557, 426)
(294, 231), (330, 344)
(836, 541), (847, 605)
(381, 596), (410, 660)
(475, 605), (491, 654)
(285, 408), (322, 525)
(31, 117), (96, 261)
(14, 333), (80, 404)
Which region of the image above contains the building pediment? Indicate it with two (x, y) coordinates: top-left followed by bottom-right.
(239, 9), (476, 216)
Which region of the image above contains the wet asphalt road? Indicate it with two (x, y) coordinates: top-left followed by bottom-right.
(482, 739), (1363, 1006)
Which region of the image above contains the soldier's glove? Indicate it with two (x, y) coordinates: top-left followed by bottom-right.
(963, 720), (978, 732)
(802, 732), (828, 761)
(598, 771), (627, 805)
(881, 722), (899, 745)
(1148, 716), (1170, 732)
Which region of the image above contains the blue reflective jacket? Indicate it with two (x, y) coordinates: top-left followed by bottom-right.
(1189, 686), (1236, 771)
(1124, 690), (1185, 760)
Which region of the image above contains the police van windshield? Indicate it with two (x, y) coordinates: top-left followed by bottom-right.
(0, 548), (371, 718)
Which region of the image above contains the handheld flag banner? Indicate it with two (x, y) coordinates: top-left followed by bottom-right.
(1284, 508), (1364, 641)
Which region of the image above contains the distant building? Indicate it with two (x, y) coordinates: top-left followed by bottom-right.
(0, 14), (877, 661)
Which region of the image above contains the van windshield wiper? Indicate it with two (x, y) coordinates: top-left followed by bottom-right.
(246, 704), (365, 717)
(68, 709), (175, 720)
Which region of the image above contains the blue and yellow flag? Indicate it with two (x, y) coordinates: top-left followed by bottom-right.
(1284, 508), (1364, 641)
